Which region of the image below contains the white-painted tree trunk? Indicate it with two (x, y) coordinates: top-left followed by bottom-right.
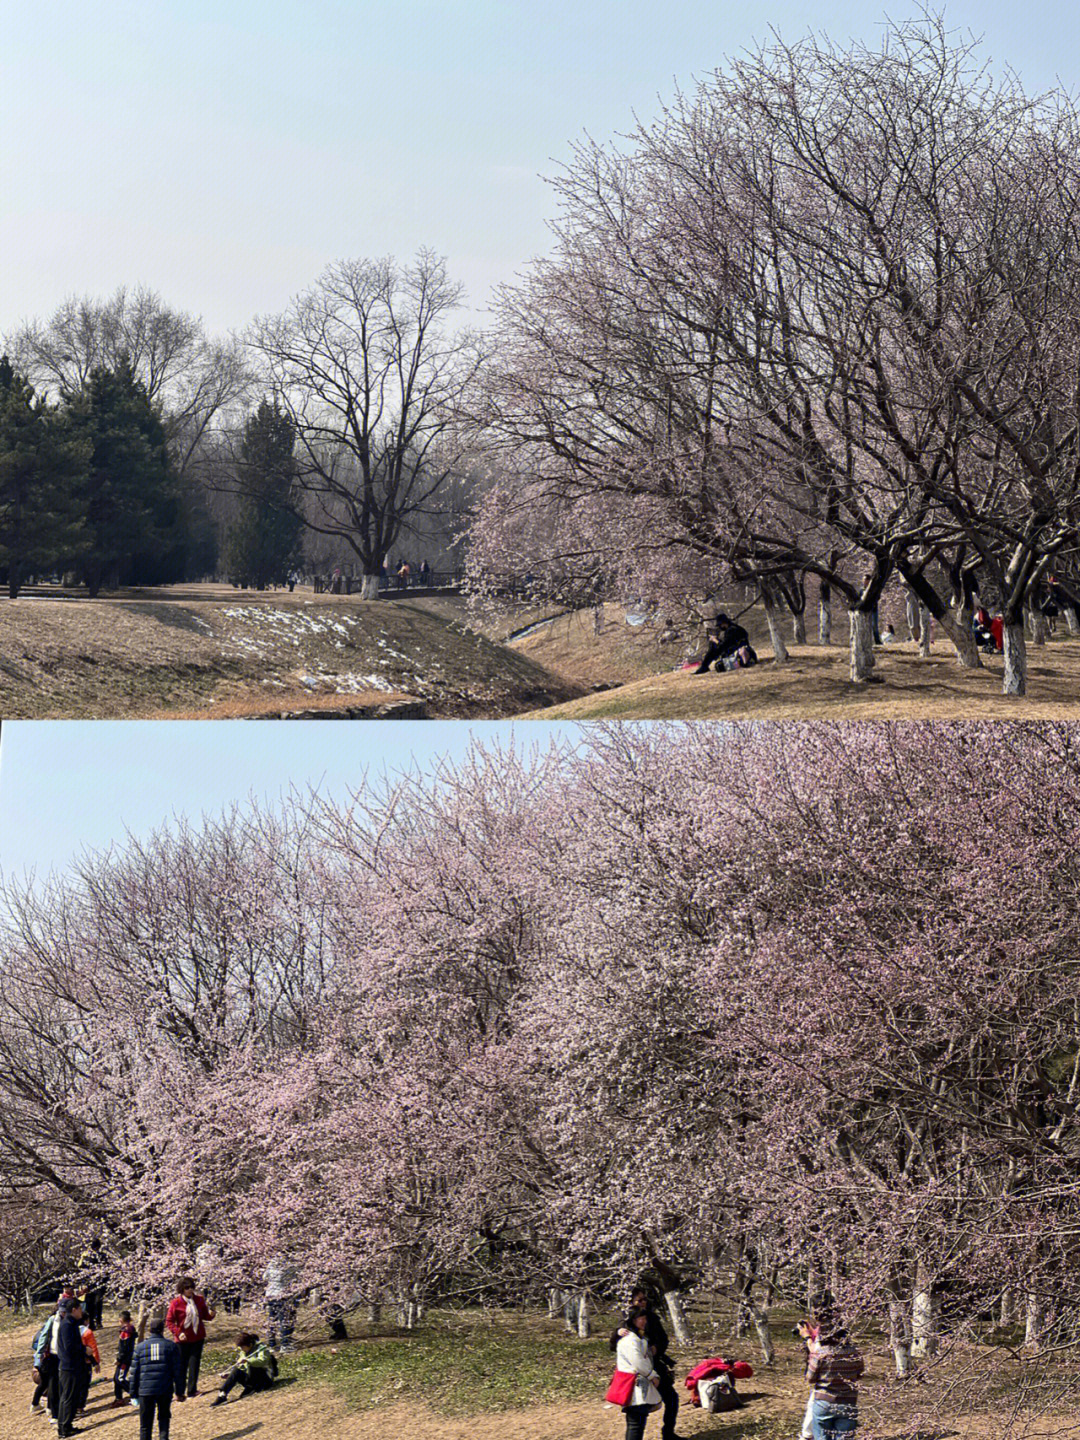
(792, 611), (807, 645)
(360, 572), (380, 599)
(547, 1289), (563, 1320)
(919, 607), (933, 656)
(1025, 1292), (1043, 1349)
(848, 610), (876, 682)
(999, 1289), (1015, 1327)
(888, 1298), (912, 1378)
(818, 598), (832, 645)
(1003, 624), (1027, 696)
(1031, 610), (1049, 646)
(368, 1301), (382, 1324)
(748, 1303), (775, 1365)
(764, 604), (790, 664)
(563, 1294), (578, 1334)
(664, 1290), (693, 1347)
(906, 591), (921, 643)
(940, 613), (982, 669)
(911, 1262), (939, 1359)
(1065, 606), (1080, 636)
(576, 1292), (590, 1338)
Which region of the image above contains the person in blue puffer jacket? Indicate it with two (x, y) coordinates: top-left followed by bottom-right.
(129, 1319), (185, 1440)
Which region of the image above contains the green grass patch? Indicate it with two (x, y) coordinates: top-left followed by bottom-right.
(207, 1309), (614, 1416)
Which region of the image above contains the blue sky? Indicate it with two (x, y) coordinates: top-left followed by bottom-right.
(0, 721), (582, 880)
(5, 2), (1080, 337)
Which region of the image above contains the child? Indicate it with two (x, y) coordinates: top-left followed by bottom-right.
(76, 1317), (101, 1416)
(112, 1310), (137, 1407)
(210, 1331), (279, 1406)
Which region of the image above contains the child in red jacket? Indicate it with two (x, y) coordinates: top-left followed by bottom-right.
(112, 1310), (137, 1407)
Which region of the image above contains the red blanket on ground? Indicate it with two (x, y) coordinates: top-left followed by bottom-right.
(684, 1356), (754, 1406)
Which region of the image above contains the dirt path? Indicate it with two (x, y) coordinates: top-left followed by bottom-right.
(5, 1316), (1074, 1440)
(0, 1315), (792, 1440)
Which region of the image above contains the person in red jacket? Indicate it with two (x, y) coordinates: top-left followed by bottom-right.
(165, 1275), (216, 1398)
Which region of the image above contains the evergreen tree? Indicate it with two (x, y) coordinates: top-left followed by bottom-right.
(64, 357), (180, 595)
(0, 356), (86, 599)
(226, 400), (304, 588)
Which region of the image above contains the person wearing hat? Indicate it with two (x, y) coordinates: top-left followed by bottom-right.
(694, 613), (752, 674)
(55, 1298), (87, 1437)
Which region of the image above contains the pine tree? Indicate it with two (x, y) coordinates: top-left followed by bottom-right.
(0, 356), (86, 599)
(226, 401), (304, 588)
(64, 357), (180, 595)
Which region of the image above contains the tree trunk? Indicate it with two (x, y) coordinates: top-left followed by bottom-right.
(576, 1292), (590, 1339)
(911, 1260), (939, 1359)
(764, 604), (789, 664)
(360, 572), (380, 599)
(547, 1288), (562, 1320)
(792, 610), (807, 645)
(818, 597), (832, 645)
(1065, 606), (1080, 636)
(563, 1294), (578, 1334)
(939, 613), (982, 669)
(1025, 1292), (1043, 1349)
(919, 607), (933, 656)
(905, 591), (921, 643)
(1003, 624), (1027, 696)
(663, 1289), (693, 1347)
(1031, 610), (1049, 646)
(748, 1302), (775, 1365)
(888, 1296), (912, 1378)
(368, 1301), (382, 1324)
(998, 1289), (1015, 1328)
(848, 610), (875, 682)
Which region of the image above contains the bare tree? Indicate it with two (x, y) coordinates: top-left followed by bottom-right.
(475, 19), (1080, 691)
(247, 252), (485, 597)
(5, 286), (251, 475)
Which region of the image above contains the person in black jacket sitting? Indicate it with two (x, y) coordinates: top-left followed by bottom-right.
(129, 1319), (185, 1440)
(694, 614), (752, 674)
(610, 1289), (682, 1440)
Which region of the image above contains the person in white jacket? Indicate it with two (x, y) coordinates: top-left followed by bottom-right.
(614, 1311), (663, 1440)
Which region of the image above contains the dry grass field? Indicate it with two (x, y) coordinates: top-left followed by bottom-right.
(5, 587), (1080, 721)
(522, 625), (1080, 721)
(1, 1306), (1074, 1440)
(0, 590), (577, 719)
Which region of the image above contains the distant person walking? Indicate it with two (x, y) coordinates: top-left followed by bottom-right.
(165, 1275), (215, 1397)
(418, 560), (431, 587)
(397, 561), (411, 590)
(130, 1319), (185, 1440)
